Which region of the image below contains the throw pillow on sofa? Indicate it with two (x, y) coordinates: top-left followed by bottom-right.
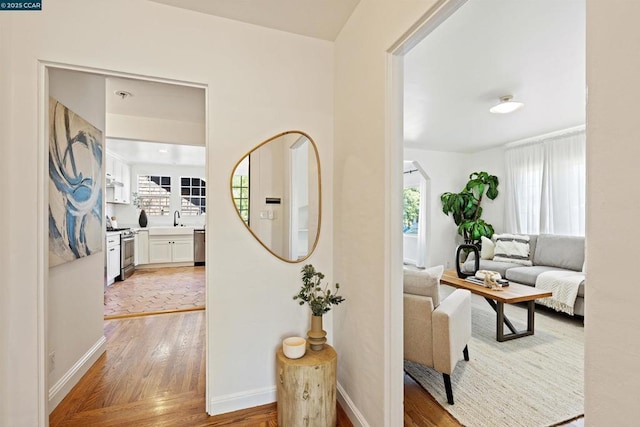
(492, 234), (533, 266)
(480, 235), (495, 260)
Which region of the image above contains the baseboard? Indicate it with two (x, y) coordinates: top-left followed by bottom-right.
(337, 381), (369, 427)
(209, 385), (276, 416)
(48, 335), (107, 413)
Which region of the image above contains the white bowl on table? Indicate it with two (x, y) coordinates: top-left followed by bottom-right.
(283, 337), (306, 359)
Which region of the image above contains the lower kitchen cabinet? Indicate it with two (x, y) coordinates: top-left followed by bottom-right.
(135, 230), (149, 265)
(106, 233), (121, 284)
(148, 235), (194, 264)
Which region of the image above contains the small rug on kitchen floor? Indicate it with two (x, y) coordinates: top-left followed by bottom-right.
(404, 291), (584, 427)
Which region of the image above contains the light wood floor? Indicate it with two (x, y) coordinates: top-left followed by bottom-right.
(51, 309), (583, 426)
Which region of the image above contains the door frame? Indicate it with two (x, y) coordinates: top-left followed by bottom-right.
(384, 0), (468, 422)
(37, 60), (210, 422)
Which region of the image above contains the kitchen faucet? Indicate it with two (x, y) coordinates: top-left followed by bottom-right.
(174, 210), (181, 227)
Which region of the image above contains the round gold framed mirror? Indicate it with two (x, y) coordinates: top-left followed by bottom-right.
(230, 131), (321, 262)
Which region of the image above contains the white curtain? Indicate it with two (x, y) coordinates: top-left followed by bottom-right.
(415, 176), (428, 268)
(541, 133), (586, 235)
(505, 143), (544, 234)
(505, 130), (585, 236)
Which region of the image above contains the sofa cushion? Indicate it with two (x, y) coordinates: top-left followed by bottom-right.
(533, 234), (585, 271)
(506, 266), (570, 286)
(505, 266), (585, 297)
(493, 234), (533, 266)
(462, 259), (520, 277)
(403, 265), (443, 307)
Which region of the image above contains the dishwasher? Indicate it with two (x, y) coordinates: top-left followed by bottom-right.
(194, 229), (205, 266)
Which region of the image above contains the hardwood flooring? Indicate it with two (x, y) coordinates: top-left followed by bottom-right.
(52, 308), (582, 426)
(50, 311), (351, 426)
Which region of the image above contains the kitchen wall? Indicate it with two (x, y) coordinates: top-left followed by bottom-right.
(109, 163), (207, 228)
(47, 68), (107, 411)
(0, 0), (333, 423)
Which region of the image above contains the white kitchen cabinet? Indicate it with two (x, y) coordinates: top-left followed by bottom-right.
(106, 233), (121, 284)
(134, 230), (149, 265)
(106, 152), (131, 204)
(171, 237), (194, 262)
(148, 234), (194, 264)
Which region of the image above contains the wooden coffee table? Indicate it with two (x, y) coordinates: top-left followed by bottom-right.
(441, 270), (552, 342)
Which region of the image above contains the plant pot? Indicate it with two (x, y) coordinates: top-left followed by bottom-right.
(138, 209), (148, 227)
(307, 315), (327, 351)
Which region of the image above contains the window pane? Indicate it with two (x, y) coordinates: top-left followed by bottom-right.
(138, 175), (171, 216)
(180, 176), (206, 215)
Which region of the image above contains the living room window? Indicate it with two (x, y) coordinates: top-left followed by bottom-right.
(137, 175), (171, 216)
(505, 129), (585, 236)
(403, 186), (420, 234)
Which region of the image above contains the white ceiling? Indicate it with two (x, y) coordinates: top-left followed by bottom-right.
(105, 77), (205, 166)
(107, 138), (205, 167)
(404, 0), (586, 152)
(147, 0), (360, 41)
(111, 0), (585, 161)
(106, 76), (205, 123)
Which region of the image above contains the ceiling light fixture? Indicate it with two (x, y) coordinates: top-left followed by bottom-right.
(114, 90), (133, 100)
(489, 95), (524, 114)
(158, 149), (169, 153)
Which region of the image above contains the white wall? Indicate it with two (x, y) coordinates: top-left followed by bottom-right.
(47, 68), (108, 412)
(107, 114), (205, 147)
(111, 163), (207, 228)
(463, 146), (506, 234)
(402, 146), (505, 269)
(403, 149), (467, 268)
(0, 0), (333, 423)
(585, 1), (640, 424)
(0, 18), (12, 424)
(333, 1), (439, 425)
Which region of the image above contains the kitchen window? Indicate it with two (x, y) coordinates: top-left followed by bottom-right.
(137, 175), (171, 215)
(181, 177), (206, 215)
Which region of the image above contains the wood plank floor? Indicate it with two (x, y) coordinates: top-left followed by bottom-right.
(51, 309), (583, 426)
(50, 311), (351, 426)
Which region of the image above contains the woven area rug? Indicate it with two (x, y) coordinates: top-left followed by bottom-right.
(404, 290), (584, 427)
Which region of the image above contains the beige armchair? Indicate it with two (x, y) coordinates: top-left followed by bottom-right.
(404, 266), (472, 405)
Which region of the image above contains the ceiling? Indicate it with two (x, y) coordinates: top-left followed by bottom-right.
(106, 77), (205, 123)
(404, 0), (586, 152)
(105, 76), (205, 165)
(147, 0), (360, 41)
(107, 138), (205, 167)
(113, 0), (585, 161)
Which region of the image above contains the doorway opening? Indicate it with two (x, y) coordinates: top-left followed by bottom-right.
(43, 64), (209, 418)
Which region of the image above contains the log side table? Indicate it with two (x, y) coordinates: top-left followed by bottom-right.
(276, 344), (337, 427)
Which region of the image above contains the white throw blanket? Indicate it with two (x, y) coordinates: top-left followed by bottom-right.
(535, 270), (585, 315)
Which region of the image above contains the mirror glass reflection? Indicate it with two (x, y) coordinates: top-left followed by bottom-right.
(231, 131), (321, 262)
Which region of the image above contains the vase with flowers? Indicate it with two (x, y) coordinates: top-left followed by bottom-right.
(293, 264), (345, 351)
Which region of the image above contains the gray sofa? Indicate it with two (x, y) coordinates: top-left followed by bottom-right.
(462, 234), (585, 316)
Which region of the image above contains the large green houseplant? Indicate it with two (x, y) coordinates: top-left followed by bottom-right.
(440, 171), (499, 245)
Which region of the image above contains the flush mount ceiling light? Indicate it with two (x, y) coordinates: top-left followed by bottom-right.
(489, 95), (524, 114)
(114, 90), (133, 100)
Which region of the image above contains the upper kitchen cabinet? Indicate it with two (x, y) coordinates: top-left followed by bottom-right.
(106, 151), (131, 204)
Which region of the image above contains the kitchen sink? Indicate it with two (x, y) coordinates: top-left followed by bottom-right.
(148, 226), (195, 236)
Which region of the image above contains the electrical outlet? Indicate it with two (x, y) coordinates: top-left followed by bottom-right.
(49, 351), (55, 373)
